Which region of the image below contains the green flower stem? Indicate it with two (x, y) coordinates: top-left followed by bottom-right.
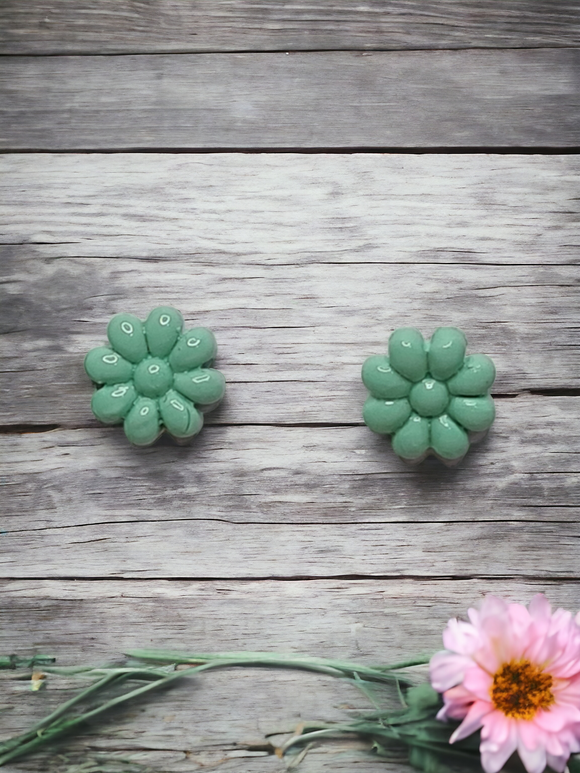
(0, 655), (55, 670)
(0, 651), (436, 768)
(126, 649), (432, 685)
(0, 672), (123, 764)
(281, 720), (479, 764)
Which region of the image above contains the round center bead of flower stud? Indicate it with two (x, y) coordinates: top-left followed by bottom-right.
(491, 659), (554, 720)
(133, 357), (173, 398)
(409, 378), (449, 417)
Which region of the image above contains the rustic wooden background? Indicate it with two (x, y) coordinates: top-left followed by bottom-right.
(1, 3), (579, 772)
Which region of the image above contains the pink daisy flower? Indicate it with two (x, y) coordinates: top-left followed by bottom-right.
(430, 595), (580, 773)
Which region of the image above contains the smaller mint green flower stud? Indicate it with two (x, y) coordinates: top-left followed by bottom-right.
(85, 307), (225, 447)
(362, 327), (496, 465)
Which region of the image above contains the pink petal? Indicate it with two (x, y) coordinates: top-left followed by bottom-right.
(480, 719), (518, 773)
(481, 710), (512, 745)
(546, 752), (569, 773)
(535, 704), (580, 732)
(442, 617), (480, 654)
(517, 739), (547, 773)
(517, 720), (542, 751)
(429, 650), (473, 691)
(529, 594), (552, 621)
(450, 699), (493, 742)
(438, 683), (475, 720)
(463, 666), (494, 701)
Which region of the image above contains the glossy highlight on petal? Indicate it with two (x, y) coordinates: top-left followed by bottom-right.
(430, 414), (469, 460)
(388, 328), (428, 382)
(107, 313), (147, 363)
(84, 347), (134, 385)
(91, 382), (137, 424)
(447, 353), (496, 396)
(144, 306), (183, 357)
(361, 355), (411, 399)
(173, 368), (226, 408)
(124, 397), (161, 447)
(428, 327), (467, 381)
(448, 395), (495, 432)
(391, 414), (430, 461)
(169, 327), (217, 372)
(159, 390), (203, 440)
(363, 396), (411, 434)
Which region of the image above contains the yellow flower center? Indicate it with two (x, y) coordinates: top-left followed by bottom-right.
(491, 659), (554, 720)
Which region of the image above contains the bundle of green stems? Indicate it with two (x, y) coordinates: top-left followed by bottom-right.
(1, 649), (561, 772)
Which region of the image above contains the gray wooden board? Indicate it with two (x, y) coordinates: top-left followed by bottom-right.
(2, 399), (579, 526)
(2, 579), (580, 771)
(1, 1), (580, 55)
(1, 50), (580, 149)
(1, 154), (579, 265)
(2, 496), (580, 579)
(1, 259), (578, 426)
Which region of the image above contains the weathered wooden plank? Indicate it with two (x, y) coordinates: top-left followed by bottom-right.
(2, 508), (580, 578)
(2, 154), (578, 265)
(1, 50), (579, 149)
(2, 579), (579, 771)
(2, 397), (579, 526)
(1, 254), (578, 427)
(1, 1), (579, 55)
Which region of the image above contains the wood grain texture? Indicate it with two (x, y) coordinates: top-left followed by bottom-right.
(2, 397), (579, 527)
(2, 493), (580, 579)
(2, 579), (580, 772)
(2, 50), (579, 149)
(2, 154), (579, 265)
(1, 154), (579, 427)
(1, 1), (579, 55)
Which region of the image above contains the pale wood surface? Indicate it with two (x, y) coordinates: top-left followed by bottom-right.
(1, 154), (579, 265)
(1, 1), (579, 54)
(1, 4), (579, 772)
(2, 50), (580, 149)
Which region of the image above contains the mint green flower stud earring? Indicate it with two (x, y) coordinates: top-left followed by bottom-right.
(85, 307), (225, 447)
(362, 328), (496, 465)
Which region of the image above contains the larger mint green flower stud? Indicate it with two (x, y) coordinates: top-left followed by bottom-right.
(362, 328), (496, 465)
(85, 307), (225, 447)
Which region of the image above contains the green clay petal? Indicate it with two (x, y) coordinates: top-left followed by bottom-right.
(427, 327), (467, 381)
(447, 353), (496, 396)
(173, 368), (226, 408)
(91, 382), (137, 424)
(391, 414), (430, 461)
(107, 313), (148, 364)
(159, 390), (203, 439)
(430, 414), (469, 460)
(84, 346), (134, 385)
(124, 397), (161, 447)
(363, 397), (411, 434)
(388, 328), (427, 383)
(361, 355), (411, 399)
(168, 327), (218, 372)
(448, 395), (495, 432)
(144, 306), (183, 357)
